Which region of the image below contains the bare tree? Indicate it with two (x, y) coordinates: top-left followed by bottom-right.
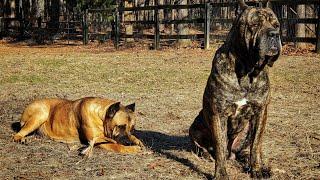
(3, 0), (17, 31)
(124, 0), (134, 42)
(47, 0), (60, 30)
(296, 4), (306, 48)
(177, 0), (190, 47)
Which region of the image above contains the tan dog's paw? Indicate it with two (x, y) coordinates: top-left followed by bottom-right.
(13, 134), (26, 144)
(124, 145), (142, 153)
(80, 145), (94, 158)
(136, 140), (145, 148)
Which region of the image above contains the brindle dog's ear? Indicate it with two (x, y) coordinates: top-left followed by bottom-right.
(125, 103), (135, 112)
(106, 102), (121, 118)
(238, 0), (248, 10)
(261, 0), (270, 8)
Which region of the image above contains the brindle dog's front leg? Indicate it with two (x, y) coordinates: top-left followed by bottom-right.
(204, 108), (229, 180)
(250, 106), (271, 178)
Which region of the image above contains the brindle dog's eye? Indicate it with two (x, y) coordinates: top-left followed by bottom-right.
(252, 23), (260, 28)
(274, 23), (280, 29)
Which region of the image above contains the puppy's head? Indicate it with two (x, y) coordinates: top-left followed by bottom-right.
(104, 102), (136, 139)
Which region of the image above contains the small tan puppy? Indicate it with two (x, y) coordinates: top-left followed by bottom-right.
(13, 97), (144, 156)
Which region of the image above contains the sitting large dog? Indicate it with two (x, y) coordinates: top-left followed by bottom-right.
(189, 0), (281, 179)
(13, 97), (144, 156)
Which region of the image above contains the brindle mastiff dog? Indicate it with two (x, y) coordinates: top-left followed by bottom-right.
(189, 0), (281, 179)
(13, 97), (144, 156)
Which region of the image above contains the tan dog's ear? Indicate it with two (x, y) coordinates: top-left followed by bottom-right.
(106, 102), (121, 118)
(125, 103), (135, 112)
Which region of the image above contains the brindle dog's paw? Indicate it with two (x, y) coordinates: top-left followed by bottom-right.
(261, 166), (272, 178)
(13, 134), (27, 144)
(251, 166), (272, 179)
(215, 174), (229, 180)
(235, 152), (252, 174)
(215, 167), (229, 180)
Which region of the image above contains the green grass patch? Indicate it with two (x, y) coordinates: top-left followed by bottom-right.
(36, 58), (66, 69)
(0, 74), (47, 85)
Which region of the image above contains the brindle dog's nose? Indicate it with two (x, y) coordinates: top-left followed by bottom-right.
(268, 29), (279, 37)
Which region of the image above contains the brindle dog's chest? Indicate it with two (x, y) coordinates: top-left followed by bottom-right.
(222, 76), (269, 142)
(225, 98), (255, 135)
(205, 54), (270, 142)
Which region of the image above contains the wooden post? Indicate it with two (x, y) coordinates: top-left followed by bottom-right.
(316, 2), (320, 53)
(115, 7), (120, 49)
(82, 9), (89, 45)
(154, 1), (160, 50)
(204, 2), (211, 49)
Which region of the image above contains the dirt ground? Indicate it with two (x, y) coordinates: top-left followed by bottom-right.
(0, 42), (319, 179)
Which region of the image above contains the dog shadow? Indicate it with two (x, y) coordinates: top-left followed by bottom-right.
(10, 123), (213, 179)
(11, 122), (21, 132)
(135, 130), (214, 179)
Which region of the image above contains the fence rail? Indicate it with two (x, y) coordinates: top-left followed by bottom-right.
(104, 1), (320, 52)
(106, 3), (212, 49)
(1, 0), (320, 52)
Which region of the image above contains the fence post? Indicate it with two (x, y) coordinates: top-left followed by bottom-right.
(316, 3), (320, 53)
(114, 7), (120, 50)
(0, 17), (3, 37)
(154, 1), (160, 50)
(82, 9), (88, 45)
(204, 2), (211, 49)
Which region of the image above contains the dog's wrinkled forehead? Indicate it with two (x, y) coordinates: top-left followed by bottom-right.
(240, 7), (279, 28)
(113, 110), (131, 124)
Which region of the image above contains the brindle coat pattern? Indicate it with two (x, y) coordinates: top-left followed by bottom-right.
(189, 2), (281, 179)
(13, 97), (144, 156)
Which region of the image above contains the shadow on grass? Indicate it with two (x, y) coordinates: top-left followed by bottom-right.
(10, 119), (214, 179)
(135, 130), (214, 179)
(11, 122), (21, 132)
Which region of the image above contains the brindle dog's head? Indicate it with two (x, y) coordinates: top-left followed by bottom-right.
(234, 0), (281, 77)
(104, 102), (137, 139)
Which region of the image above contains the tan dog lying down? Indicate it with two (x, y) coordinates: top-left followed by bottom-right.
(13, 97), (144, 156)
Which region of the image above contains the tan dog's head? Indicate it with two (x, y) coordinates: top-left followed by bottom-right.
(235, 0), (281, 77)
(104, 102), (137, 139)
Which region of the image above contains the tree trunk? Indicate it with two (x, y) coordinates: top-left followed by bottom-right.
(8, 0), (17, 30)
(296, 4), (306, 48)
(158, 0), (164, 32)
(164, 0), (174, 34)
(177, 0), (190, 47)
(124, 0), (134, 42)
(0, 1), (3, 17)
(38, 0), (45, 27)
(0, 1), (4, 35)
(48, 0), (60, 30)
(30, 0), (40, 27)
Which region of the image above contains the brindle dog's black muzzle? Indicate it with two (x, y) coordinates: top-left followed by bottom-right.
(265, 29), (281, 67)
(266, 29), (281, 56)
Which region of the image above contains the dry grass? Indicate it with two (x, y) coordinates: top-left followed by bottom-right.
(0, 42), (319, 179)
